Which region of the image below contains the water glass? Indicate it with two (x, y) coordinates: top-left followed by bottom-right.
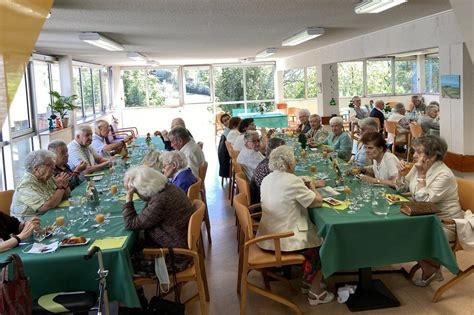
(33, 228), (46, 243)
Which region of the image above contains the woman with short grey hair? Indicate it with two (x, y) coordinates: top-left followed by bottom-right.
(306, 114), (329, 147)
(397, 135), (462, 287)
(12, 150), (70, 218)
(418, 104), (440, 136)
(297, 108), (311, 135)
(141, 150), (162, 170)
(321, 117), (352, 161)
(160, 150), (197, 192)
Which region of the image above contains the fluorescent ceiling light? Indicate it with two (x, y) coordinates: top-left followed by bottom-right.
(256, 48), (277, 58)
(79, 32), (124, 51)
(355, 0), (407, 14)
(282, 27), (324, 46)
(127, 52), (147, 62)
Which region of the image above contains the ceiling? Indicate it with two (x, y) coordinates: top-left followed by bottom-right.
(35, 0), (452, 66)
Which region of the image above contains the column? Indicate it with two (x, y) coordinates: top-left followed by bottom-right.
(316, 63), (339, 117)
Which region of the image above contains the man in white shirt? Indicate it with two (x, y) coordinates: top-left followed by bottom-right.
(68, 124), (110, 173)
(91, 120), (130, 157)
(349, 96), (368, 125)
(236, 131), (265, 180)
(168, 127), (205, 178)
(387, 103), (410, 145)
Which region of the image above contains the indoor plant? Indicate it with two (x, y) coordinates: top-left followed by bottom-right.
(49, 91), (79, 128)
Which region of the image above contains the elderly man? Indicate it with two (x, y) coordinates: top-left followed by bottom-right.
(168, 127), (205, 178)
(418, 103), (440, 136)
(48, 140), (87, 190)
(349, 96), (368, 124)
(296, 109), (311, 135)
(236, 131), (265, 180)
(369, 100), (385, 132)
(407, 95), (426, 113)
(68, 124), (110, 174)
(306, 114), (329, 147)
(387, 103), (410, 146)
(350, 118), (379, 167)
(91, 120), (130, 157)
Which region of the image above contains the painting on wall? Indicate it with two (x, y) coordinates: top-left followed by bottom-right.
(441, 75), (461, 99)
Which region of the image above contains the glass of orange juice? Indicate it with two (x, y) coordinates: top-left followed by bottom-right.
(310, 165), (317, 173)
(55, 210), (66, 235)
(111, 184), (118, 195)
(95, 206), (106, 234)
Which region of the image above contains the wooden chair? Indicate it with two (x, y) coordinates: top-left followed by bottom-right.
(287, 107), (298, 128)
(199, 161), (212, 244)
(187, 178), (202, 202)
(0, 190), (14, 215)
(384, 121), (409, 159)
(407, 123), (423, 161)
(134, 200), (209, 314)
(233, 193), (305, 315)
(230, 157), (242, 206)
(321, 116), (332, 126)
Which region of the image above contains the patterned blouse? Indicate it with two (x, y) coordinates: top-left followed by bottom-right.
(250, 158), (270, 204)
(305, 126), (329, 147)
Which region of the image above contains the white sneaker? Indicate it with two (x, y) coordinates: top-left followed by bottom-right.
(308, 290), (335, 305)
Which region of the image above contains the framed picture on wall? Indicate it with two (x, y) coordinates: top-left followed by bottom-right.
(441, 75), (461, 99)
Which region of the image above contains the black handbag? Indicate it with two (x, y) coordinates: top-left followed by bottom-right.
(147, 248), (185, 315)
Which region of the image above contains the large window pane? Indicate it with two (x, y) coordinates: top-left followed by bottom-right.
(73, 67), (83, 119)
(425, 55), (439, 94)
(184, 66), (211, 103)
(214, 67), (244, 102)
(245, 65), (275, 101)
(50, 63), (61, 94)
(216, 103), (245, 116)
(81, 68), (94, 116)
(247, 101), (273, 113)
(11, 138), (33, 186)
(101, 69), (110, 110)
(147, 68), (179, 106)
(33, 61), (51, 131)
(338, 61), (363, 97)
(307, 66), (318, 98)
(395, 58), (417, 94)
(283, 68), (304, 99)
(0, 149), (5, 191)
(122, 70), (147, 107)
(9, 74), (31, 133)
(92, 69), (102, 113)
(367, 59), (392, 95)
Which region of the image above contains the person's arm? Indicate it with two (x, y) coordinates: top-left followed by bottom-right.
(102, 140), (125, 156)
(122, 195), (165, 231)
(36, 188), (67, 213)
(0, 220), (37, 252)
(308, 183), (323, 208)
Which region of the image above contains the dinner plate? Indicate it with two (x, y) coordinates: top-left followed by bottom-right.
(323, 197), (343, 206)
(384, 194), (407, 205)
(60, 238), (91, 247)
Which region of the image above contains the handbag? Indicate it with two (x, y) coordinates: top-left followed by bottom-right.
(0, 254), (32, 315)
(147, 248), (185, 315)
(400, 201), (440, 216)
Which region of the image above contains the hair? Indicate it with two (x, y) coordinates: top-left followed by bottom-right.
(169, 127), (190, 142)
(393, 103), (405, 113)
(352, 96), (361, 102)
(298, 108), (310, 117)
(414, 135), (447, 161)
(228, 117), (241, 129)
(47, 139), (67, 152)
(361, 132), (387, 150)
(141, 150), (162, 170)
(429, 101), (440, 108)
(220, 113), (231, 124)
(95, 119), (109, 129)
(268, 145), (295, 172)
(25, 150), (56, 172)
(238, 118), (254, 133)
(266, 137), (285, 156)
(359, 117), (379, 131)
(124, 166), (168, 198)
(244, 130), (259, 143)
(329, 116), (344, 126)
(375, 100), (385, 107)
(75, 124), (92, 136)
(171, 118), (186, 129)
(159, 150), (188, 170)
(309, 114), (321, 122)
(426, 104), (439, 114)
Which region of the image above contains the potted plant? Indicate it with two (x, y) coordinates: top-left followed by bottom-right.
(49, 91), (79, 128)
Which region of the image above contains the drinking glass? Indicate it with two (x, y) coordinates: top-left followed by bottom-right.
(55, 210), (66, 235)
(95, 206), (106, 234)
(33, 228), (46, 243)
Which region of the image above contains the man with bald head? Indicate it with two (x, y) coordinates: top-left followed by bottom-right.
(369, 100), (385, 133)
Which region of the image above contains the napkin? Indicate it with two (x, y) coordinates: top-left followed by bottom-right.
(322, 200), (350, 210)
(118, 193), (140, 201)
(27, 241), (59, 254)
(57, 200), (70, 208)
(337, 284), (357, 303)
(88, 236), (128, 251)
(84, 172), (105, 177)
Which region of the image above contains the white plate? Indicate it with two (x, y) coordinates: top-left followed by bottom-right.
(60, 238), (91, 247)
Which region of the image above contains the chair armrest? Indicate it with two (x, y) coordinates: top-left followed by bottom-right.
(250, 211), (262, 218)
(245, 231), (294, 247)
(143, 247), (198, 259)
(248, 203), (261, 211)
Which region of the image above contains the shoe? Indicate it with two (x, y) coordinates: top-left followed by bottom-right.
(301, 281), (327, 294)
(308, 290), (335, 305)
(412, 269), (444, 287)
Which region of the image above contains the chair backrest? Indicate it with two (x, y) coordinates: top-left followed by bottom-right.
(188, 200), (205, 251)
(235, 172), (252, 205)
(386, 101), (398, 108)
(321, 116), (332, 125)
(199, 161), (208, 183)
(384, 120), (397, 135)
(187, 178), (202, 201)
(0, 190), (14, 215)
(410, 123), (423, 138)
(232, 159), (242, 173)
(456, 178), (474, 212)
(233, 193), (254, 243)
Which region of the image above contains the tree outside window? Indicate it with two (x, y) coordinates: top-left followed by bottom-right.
(395, 58), (418, 94)
(338, 62), (363, 97)
(122, 70), (147, 107)
(425, 55), (439, 94)
(283, 68), (305, 99)
(367, 59), (392, 95)
(307, 66), (318, 98)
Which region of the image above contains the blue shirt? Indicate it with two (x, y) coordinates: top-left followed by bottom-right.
(172, 168), (198, 193)
(352, 142), (367, 167)
(322, 132), (352, 161)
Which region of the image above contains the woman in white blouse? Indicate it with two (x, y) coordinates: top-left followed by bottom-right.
(258, 145), (334, 306)
(358, 132), (399, 188)
(397, 135), (463, 287)
(226, 117), (242, 144)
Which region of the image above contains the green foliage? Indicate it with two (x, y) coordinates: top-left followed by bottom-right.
(395, 60), (417, 94)
(122, 70), (146, 107)
(425, 57), (439, 93)
(245, 66), (274, 100)
(214, 67), (244, 102)
(338, 62), (363, 97)
(367, 60), (392, 95)
(49, 91), (79, 119)
(307, 66), (318, 98)
(283, 68), (305, 99)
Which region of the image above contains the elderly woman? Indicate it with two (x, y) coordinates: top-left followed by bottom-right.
(160, 151), (197, 193)
(258, 146), (333, 306)
(297, 109), (311, 135)
(226, 116), (242, 144)
(358, 132), (399, 188)
(350, 117), (379, 167)
(418, 103), (440, 136)
(321, 117), (352, 161)
(396, 135), (463, 287)
(233, 118), (257, 151)
(48, 139), (87, 190)
(123, 166), (194, 274)
(0, 213), (39, 252)
(11, 150), (70, 218)
(141, 150), (161, 170)
(306, 114), (329, 148)
(236, 131), (265, 180)
(387, 103), (410, 146)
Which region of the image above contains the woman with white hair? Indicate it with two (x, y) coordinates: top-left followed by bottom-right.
(12, 150), (70, 218)
(160, 150), (197, 192)
(418, 104), (440, 136)
(257, 146), (333, 306)
(306, 114), (329, 147)
(387, 102), (410, 146)
(297, 108), (311, 135)
(141, 150), (162, 170)
(122, 166), (194, 274)
(321, 117), (352, 161)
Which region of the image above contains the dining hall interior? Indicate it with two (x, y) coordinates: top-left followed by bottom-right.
(1, 0), (474, 314)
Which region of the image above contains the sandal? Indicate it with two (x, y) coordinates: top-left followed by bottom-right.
(308, 290), (335, 305)
(413, 269), (444, 287)
(301, 281), (327, 294)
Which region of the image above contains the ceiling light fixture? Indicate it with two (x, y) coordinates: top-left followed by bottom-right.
(127, 52), (147, 62)
(79, 32), (124, 51)
(256, 48), (277, 58)
(282, 27), (325, 46)
(355, 0), (407, 14)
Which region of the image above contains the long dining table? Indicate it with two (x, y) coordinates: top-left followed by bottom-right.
(0, 136), (165, 308)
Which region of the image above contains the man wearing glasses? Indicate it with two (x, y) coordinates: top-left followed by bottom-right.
(237, 131), (264, 180)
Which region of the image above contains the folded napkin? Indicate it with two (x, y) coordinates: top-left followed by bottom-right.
(337, 284), (357, 303)
(118, 193), (140, 201)
(88, 236), (128, 251)
(57, 200), (70, 208)
(26, 241), (59, 254)
(84, 172), (105, 177)
(322, 200), (350, 210)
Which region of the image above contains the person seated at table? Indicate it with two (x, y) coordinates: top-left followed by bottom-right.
(68, 124), (110, 174)
(236, 131), (265, 181)
(349, 118), (379, 167)
(168, 127), (205, 178)
(257, 145), (333, 305)
(48, 140), (87, 190)
(122, 166), (194, 275)
(396, 135), (463, 286)
(226, 117), (242, 144)
(418, 103), (440, 136)
(321, 117), (352, 161)
(141, 150), (161, 170)
(0, 213), (40, 252)
(349, 96), (368, 125)
(233, 118), (257, 151)
(407, 94), (426, 114)
(160, 151), (197, 193)
(220, 113), (231, 137)
(296, 109), (311, 135)
(306, 114), (329, 148)
(91, 120), (131, 157)
(250, 137), (285, 204)
(161, 118), (194, 151)
(386, 103), (410, 148)
(358, 132), (399, 188)
(11, 150), (70, 218)
(369, 100), (385, 133)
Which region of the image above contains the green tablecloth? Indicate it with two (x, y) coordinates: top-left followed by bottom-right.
(238, 112), (288, 128)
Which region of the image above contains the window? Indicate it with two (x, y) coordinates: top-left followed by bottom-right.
(32, 61), (52, 131)
(50, 63), (61, 94)
(11, 137), (33, 186)
(367, 59), (392, 95)
(425, 55), (439, 94)
(0, 148), (5, 191)
(214, 66), (244, 103)
(245, 65), (274, 103)
(184, 66), (211, 103)
(92, 69), (102, 113)
(101, 69), (110, 110)
(73, 67), (83, 118)
(338, 62), (363, 97)
(307, 66), (318, 98)
(395, 58), (417, 94)
(283, 68), (305, 99)
(81, 68), (94, 116)
(147, 68), (180, 106)
(122, 70), (147, 107)
(9, 74), (32, 134)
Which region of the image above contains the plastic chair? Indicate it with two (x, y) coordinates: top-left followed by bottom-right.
(134, 200), (209, 314)
(0, 190), (14, 215)
(384, 121), (409, 159)
(233, 193), (305, 315)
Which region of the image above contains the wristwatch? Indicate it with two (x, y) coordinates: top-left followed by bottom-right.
(10, 234), (21, 246)
(376, 179), (381, 184)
